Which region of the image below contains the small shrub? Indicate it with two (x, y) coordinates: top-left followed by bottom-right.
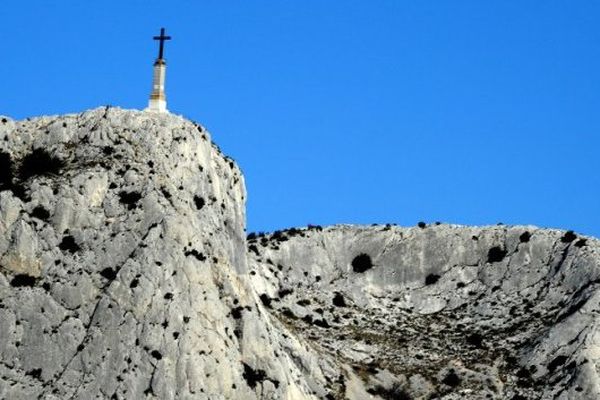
(487, 246), (507, 263)
(466, 333), (483, 348)
(18, 149), (64, 181)
(185, 249), (206, 261)
(417, 221), (426, 229)
(231, 306), (244, 319)
(100, 267), (117, 281)
(31, 206), (50, 221)
(25, 368), (42, 379)
(118, 191), (142, 210)
(332, 292), (346, 307)
(59, 235), (80, 253)
(519, 231), (531, 243)
(278, 288), (293, 298)
(425, 274), (440, 285)
(10, 274), (37, 287)
(242, 363), (267, 389)
(367, 383), (412, 400)
(259, 294), (272, 308)
(561, 231), (577, 243)
(0, 151), (13, 189)
(247, 232), (257, 241)
(313, 318), (330, 328)
(193, 195), (205, 210)
(442, 369), (461, 387)
(352, 254), (373, 273)
(547, 355), (567, 373)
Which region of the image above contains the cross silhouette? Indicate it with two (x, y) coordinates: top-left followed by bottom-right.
(153, 28), (172, 60)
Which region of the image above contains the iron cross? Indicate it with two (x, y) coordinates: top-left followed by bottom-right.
(153, 28), (172, 60)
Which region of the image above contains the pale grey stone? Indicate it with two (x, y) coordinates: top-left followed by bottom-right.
(0, 108), (598, 399)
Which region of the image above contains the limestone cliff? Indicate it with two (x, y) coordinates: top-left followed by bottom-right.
(0, 108), (598, 400)
(0, 108), (315, 400)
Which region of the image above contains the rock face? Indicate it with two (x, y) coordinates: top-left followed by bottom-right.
(248, 225), (600, 399)
(0, 108), (314, 400)
(0, 108), (599, 400)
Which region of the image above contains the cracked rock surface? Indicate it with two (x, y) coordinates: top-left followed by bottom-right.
(1, 108), (599, 400)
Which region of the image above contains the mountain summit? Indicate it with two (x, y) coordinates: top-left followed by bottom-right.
(0, 108), (599, 399)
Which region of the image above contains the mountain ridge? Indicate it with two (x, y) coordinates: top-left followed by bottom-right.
(0, 108), (598, 399)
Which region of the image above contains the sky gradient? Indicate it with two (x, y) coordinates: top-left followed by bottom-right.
(2, 1), (599, 237)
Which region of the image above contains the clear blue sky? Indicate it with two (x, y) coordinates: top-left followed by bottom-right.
(2, 1), (599, 237)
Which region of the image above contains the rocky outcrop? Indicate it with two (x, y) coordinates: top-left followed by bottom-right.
(0, 108), (315, 400)
(0, 108), (599, 399)
(248, 224), (600, 399)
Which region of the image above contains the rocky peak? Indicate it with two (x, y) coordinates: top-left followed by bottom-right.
(0, 108), (599, 400)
